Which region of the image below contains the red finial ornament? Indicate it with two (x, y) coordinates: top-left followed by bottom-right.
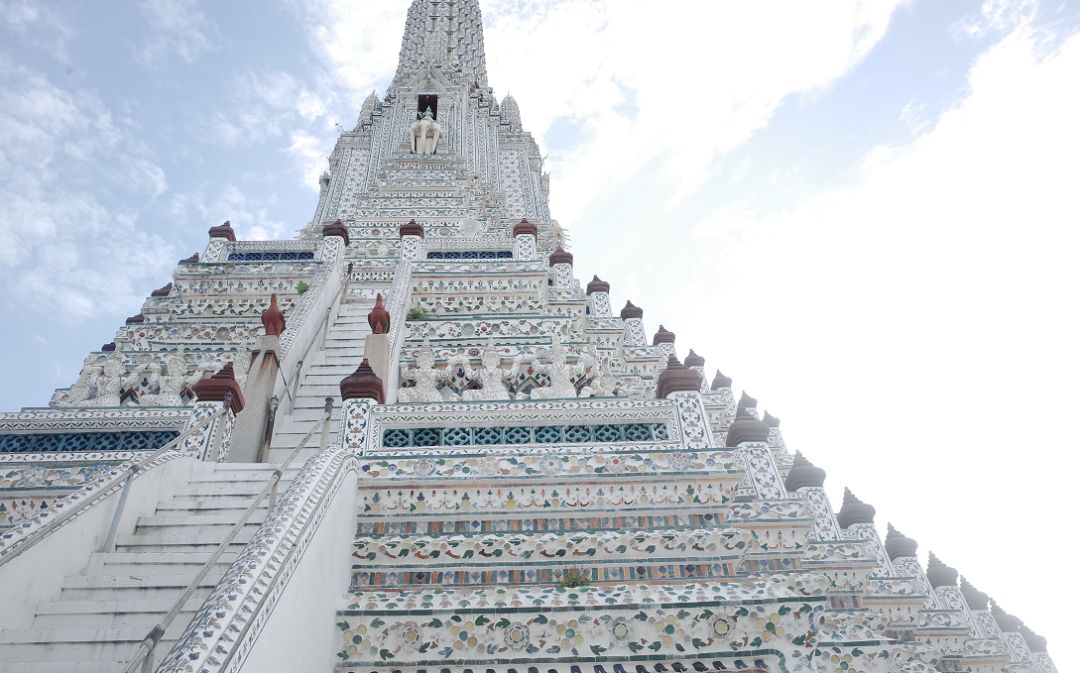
(368, 293), (390, 335)
(261, 293), (286, 336)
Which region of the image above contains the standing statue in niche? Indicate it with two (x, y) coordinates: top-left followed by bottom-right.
(529, 333), (595, 400)
(398, 340), (447, 403)
(409, 107), (443, 155)
(462, 340), (511, 401)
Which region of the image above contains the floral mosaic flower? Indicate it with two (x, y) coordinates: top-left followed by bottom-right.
(755, 612), (785, 641)
(399, 622), (423, 650)
(413, 459), (436, 476)
(605, 455), (627, 473)
(611, 618), (631, 642)
(670, 453), (692, 470)
(711, 616), (731, 637)
(539, 456), (562, 475)
(831, 653), (854, 672)
(504, 622), (530, 650)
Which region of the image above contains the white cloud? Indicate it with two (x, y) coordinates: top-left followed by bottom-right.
(169, 185), (290, 242)
(680, 21), (1079, 648)
(0, 57), (174, 319)
(288, 130), (327, 192)
(134, 0), (217, 68)
(0, 0), (73, 60)
(478, 0), (906, 219)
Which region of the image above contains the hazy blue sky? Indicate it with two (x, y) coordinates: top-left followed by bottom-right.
(2, 0), (1079, 661)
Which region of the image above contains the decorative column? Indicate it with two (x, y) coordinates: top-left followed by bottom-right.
(884, 525), (939, 607)
(684, 349), (708, 393)
(185, 363), (245, 462)
(992, 602), (1039, 668)
(585, 276), (611, 317)
(548, 247), (574, 291)
(620, 301), (647, 347)
(652, 325), (676, 362)
(230, 295), (285, 463)
(339, 359), (385, 457)
(204, 220), (235, 262)
(512, 218), (537, 260)
(784, 452), (841, 539)
(836, 489), (892, 574)
(399, 219), (425, 262)
(709, 369), (737, 426)
(656, 355), (714, 449)
(725, 392), (785, 499)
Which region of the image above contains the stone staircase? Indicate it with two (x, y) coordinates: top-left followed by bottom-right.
(266, 302), (375, 464)
(0, 463), (299, 673)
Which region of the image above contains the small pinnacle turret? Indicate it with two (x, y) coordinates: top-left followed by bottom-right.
(884, 524), (918, 560)
(784, 452), (827, 491)
(925, 552), (959, 588)
(836, 489), (876, 529)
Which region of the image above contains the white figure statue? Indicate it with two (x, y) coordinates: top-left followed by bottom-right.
(398, 340), (448, 403)
(529, 333), (594, 400)
(408, 107), (443, 155)
(53, 355), (101, 406)
(89, 355), (130, 406)
(140, 355), (209, 407)
(462, 340), (511, 401)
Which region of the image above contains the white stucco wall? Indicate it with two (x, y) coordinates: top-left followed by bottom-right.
(0, 456), (194, 630)
(236, 476), (358, 673)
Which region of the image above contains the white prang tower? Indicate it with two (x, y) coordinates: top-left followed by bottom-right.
(0, 2), (1056, 673)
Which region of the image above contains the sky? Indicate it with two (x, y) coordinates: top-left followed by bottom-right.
(1, 0), (1078, 662)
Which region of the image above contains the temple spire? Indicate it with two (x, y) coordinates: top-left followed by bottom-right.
(393, 0), (489, 89)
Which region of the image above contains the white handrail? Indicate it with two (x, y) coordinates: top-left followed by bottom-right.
(121, 399), (335, 673)
(0, 407), (228, 568)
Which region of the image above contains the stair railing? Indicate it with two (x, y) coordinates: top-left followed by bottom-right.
(0, 406), (229, 568)
(122, 397), (335, 673)
(280, 304), (334, 415)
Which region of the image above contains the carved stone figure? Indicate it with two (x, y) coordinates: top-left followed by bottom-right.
(88, 355), (130, 406)
(398, 341), (447, 403)
(408, 107), (443, 155)
(529, 334), (594, 400)
(139, 355), (209, 406)
(462, 340), (510, 401)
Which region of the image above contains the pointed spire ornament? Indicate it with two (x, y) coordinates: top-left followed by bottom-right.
(784, 451), (826, 491)
(261, 294), (286, 337)
(193, 362), (245, 414)
(884, 524), (918, 560)
(512, 218), (537, 237)
(711, 369), (732, 389)
(586, 275), (610, 295)
(151, 282), (172, 298)
(340, 358), (385, 404)
(925, 552), (959, 588)
(652, 325), (675, 345)
(684, 349), (705, 368)
(1020, 624), (1047, 652)
(725, 392), (770, 447)
(960, 576), (990, 609)
(548, 246), (573, 266)
(368, 294), (390, 335)
(991, 602), (1022, 632)
(179, 252), (200, 264)
(656, 355), (701, 399)
(836, 488), (876, 529)
(620, 301), (643, 320)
